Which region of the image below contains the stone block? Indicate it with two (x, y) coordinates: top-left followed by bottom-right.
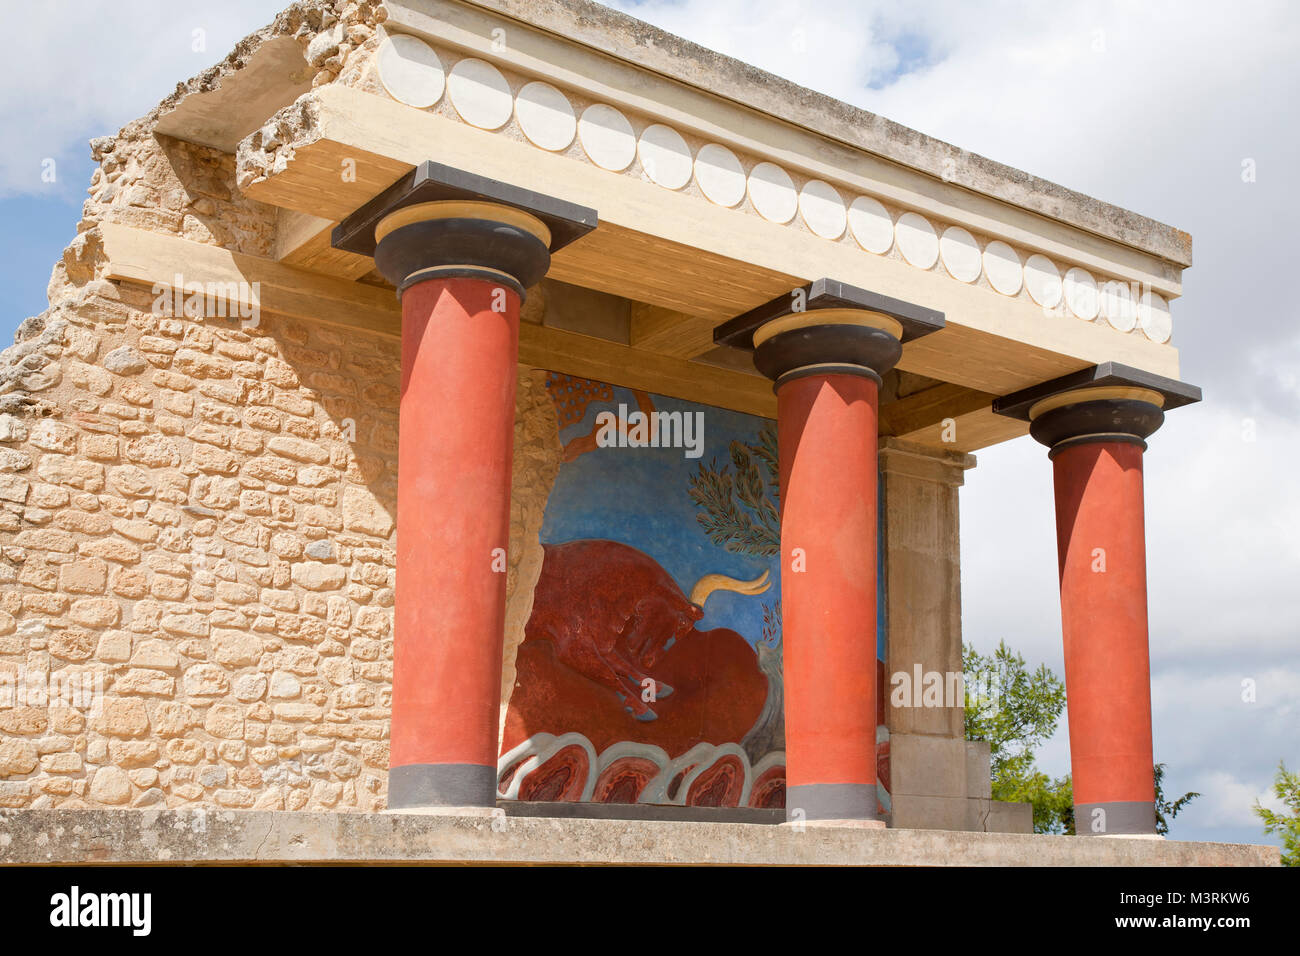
(966, 740), (992, 799)
(890, 733), (968, 798)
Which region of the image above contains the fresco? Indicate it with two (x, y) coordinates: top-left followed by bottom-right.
(498, 373), (889, 811)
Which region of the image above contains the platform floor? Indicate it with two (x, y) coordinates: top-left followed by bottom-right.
(0, 808), (1279, 866)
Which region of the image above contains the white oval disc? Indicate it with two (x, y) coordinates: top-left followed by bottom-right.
(694, 144), (746, 207)
(578, 104), (636, 171)
(798, 180), (847, 239)
(896, 212), (939, 269)
(848, 196), (893, 254)
(637, 124), (693, 190)
(446, 58), (513, 130)
(1100, 280), (1138, 331)
(1139, 289), (1173, 343)
(983, 240), (1022, 296)
(1024, 253), (1063, 308)
(747, 162), (798, 224)
(940, 226), (981, 282)
(1063, 267), (1099, 320)
(515, 80), (575, 151)
(376, 34), (445, 109)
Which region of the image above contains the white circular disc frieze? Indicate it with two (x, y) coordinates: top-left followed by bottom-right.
(848, 196), (893, 254)
(376, 34), (445, 108)
(1024, 253), (1063, 308)
(578, 104), (636, 171)
(515, 81), (576, 151)
(798, 180), (847, 239)
(446, 58), (513, 130)
(983, 240), (1022, 296)
(1063, 267), (1099, 320)
(1100, 280), (1137, 331)
(895, 212), (939, 269)
(1139, 289), (1172, 343)
(694, 144), (746, 207)
(637, 124), (693, 190)
(747, 162), (798, 224)
(939, 226), (981, 283)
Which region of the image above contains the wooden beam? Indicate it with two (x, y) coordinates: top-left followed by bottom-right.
(100, 221), (399, 337)
(879, 383), (993, 439)
(629, 303), (719, 358)
(96, 223), (778, 419)
(518, 324), (775, 418)
(273, 209), (375, 280)
(901, 405), (1027, 452)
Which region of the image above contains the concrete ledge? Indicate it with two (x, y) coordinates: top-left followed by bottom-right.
(0, 809), (1279, 866)
(499, 800), (783, 825)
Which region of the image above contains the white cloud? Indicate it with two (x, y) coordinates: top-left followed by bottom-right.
(1187, 770), (1277, 828)
(0, 0), (284, 197)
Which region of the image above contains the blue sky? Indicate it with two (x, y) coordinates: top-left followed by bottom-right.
(3, 0), (1297, 846)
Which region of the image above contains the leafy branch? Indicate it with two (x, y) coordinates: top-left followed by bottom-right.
(688, 422), (780, 556)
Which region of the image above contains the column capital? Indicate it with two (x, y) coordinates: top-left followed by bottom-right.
(878, 437), (976, 487)
(993, 361), (1201, 457)
(713, 279), (944, 388)
(332, 159), (597, 298)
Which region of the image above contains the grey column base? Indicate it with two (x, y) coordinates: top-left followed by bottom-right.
(786, 783), (880, 823)
(1074, 800), (1157, 836)
(388, 763), (497, 810)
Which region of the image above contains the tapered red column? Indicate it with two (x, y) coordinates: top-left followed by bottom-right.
(1029, 387), (1168, 835)
(776, 368), (885, 823)
(333, 162), (596, 809)
(389, 276), (520, 807)
(994, 364), (1201, 836)
(724, 281), (944, 825)
(1052, 436), (1156, 834)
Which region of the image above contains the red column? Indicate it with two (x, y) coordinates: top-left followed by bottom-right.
(331, 167), (595, 811)
(388, 277), (519, 808)
(778, 372), (883, 823)
(993, 369), (1198, 836)
(1053, 439), (1156, 835)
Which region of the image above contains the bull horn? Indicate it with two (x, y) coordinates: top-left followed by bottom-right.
(689, 569), (771, 607)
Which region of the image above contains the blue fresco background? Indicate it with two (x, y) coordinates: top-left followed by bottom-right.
(539, 380), (887, 661)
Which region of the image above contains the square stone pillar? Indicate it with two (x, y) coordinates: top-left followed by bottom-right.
(878, 438), (976, 830)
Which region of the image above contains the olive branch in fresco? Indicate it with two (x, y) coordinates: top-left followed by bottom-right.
(688, 422), (781, 557)
(692, 422), (785, 759)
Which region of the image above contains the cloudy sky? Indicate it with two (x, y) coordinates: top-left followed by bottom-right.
(1, 0), (1296, 846)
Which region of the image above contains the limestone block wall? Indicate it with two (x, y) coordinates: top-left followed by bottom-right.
(0, 0), (564, 812)
(0, 288), (402, 812)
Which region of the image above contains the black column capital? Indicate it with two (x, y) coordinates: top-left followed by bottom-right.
(714, 279), (944, 389)
(993, 361), (1202, 457)
(332, 160), (597, 299)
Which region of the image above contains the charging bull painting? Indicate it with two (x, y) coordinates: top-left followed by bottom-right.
(498, 374), (889, 811)
(526, 539), (771, 722)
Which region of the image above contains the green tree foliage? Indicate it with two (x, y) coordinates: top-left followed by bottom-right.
(963, 641), (1072, 833)
(1253, 761), (1300, 866)
(963, 641), (1065, 779)
(688, 422), (780, 556)
(1154, 762), (1200, 837)
(996, 768), (1075, 835)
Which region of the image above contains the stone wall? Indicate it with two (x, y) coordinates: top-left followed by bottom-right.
(502, 370), (563, 738)
(0, 0), (564, 812)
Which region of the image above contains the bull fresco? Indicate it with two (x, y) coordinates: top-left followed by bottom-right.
(498, 374), (889, 811)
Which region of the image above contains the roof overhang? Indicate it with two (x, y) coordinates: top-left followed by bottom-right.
(119, 0), (1203, 454)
